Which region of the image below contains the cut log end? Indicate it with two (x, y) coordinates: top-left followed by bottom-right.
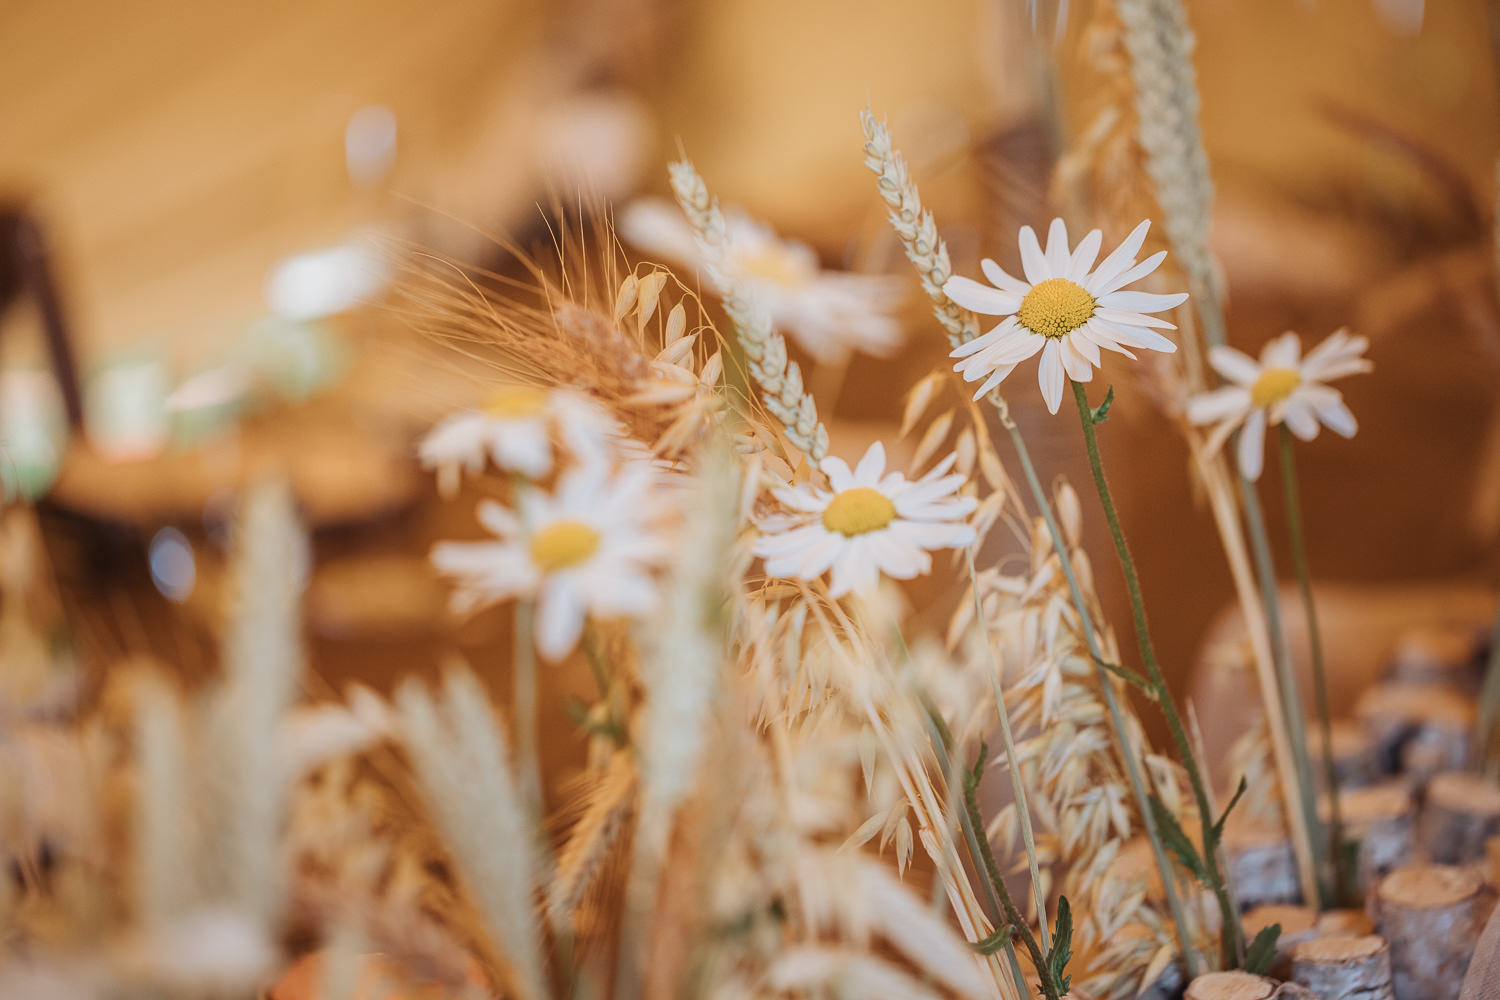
(1291, 934), (1394, 1000)
(1419, 771), (1500, 865)
(1183, 971), (1276, 1000)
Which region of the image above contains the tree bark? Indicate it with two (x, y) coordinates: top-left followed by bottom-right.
(1225, 822), (1302, 908)
(1373, 865), (1482, 999)
(1417, 772), (1500, 865)
(1355, 683), (1474, 776)
(1291, 934), (1395, 999)
(1339, 781), (1415, 895)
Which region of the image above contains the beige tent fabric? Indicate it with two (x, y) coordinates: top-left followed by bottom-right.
(1459, 899), (1500, 999)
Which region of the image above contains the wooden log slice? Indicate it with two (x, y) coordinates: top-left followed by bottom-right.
(1291, 934), (1394, 999)
(1339, 782), (1415, 895)
(1417, 771), (1500, 865)
(1184, 971), (1277, 1000)
(1355, 684), (1474, 777)
(1225, 822), (1303, 908)
(1317, 908), (1375, 937)
(1307, 719), (1382, 790)
(1374, 864), (1482, 999)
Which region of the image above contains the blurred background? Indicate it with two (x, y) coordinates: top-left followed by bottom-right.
(2, 0), (1498, 762)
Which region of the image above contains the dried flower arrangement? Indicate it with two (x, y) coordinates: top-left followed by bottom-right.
(2, 2), (1498, 1000)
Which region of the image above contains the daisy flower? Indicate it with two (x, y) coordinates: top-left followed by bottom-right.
(619, 197), (903, 364)
(418, 385), (617, 495)
(1186, 329), (1371, 481)
(431, 460), (670, 659)
(944, 219), (1189, 413)
(754, 442), (976, 599)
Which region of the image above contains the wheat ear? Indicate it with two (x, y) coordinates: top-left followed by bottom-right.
(667, 159), (828, 461)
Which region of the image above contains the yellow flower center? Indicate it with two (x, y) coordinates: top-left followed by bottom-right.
(529, 520), (599, 571)
(733, 246), (813, 288)
(822, 487), (898, 537)
(1249, 367), (1301, 408)
(1017, 278), (1097, 339)
(484, 385), (549, 419)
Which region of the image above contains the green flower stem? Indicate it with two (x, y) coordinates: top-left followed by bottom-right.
(1237, 472), (1326, 903)
(993, 395), (1201, 977)
(1277, 425), (1350, 900)
(966, 549), (1050, 951)
(962, 742), (1065, 1000)
(1070, 379), (1242, 968)
(921, 706), (1030, 996)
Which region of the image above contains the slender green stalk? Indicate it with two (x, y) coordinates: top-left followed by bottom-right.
(1070, 379), (1242, 967)
(1478, 606), (1500, 780)
(1277, 426), (1350, 900)
(995, 399), (1200, 976)
(922, 706), (1030, 995)
(965, 550), (1050, 950)
(963, 744), (1064, 1000)
(1238, 474), (1327, 903)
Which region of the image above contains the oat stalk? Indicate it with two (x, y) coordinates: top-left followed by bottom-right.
(667, 159), (828, 460)
(964, 550), (1050, 952)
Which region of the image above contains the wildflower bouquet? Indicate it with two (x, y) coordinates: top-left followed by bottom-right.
(6, 3), (1500, 1000)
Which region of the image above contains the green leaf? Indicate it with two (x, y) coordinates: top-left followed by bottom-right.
(1243, 923), (1281, 975)
(1212, 775), (1249, 842)
(1094, 656), (1155, 699)
(1046, 895), (1073, 994)
(971, 925), (1014, 955)
(1148, 795), (1206, 881)
(1090, 385), (1114, 425)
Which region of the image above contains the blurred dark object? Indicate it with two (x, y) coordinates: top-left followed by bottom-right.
(0, 206), (82, 426)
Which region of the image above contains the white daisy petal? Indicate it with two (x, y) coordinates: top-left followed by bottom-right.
(1208, 346), (1261, 386)
(971, 365), (1016, 399)
(980, 258), (1030, 294)
(1096, 290), (1189, 315)
(1066, 330), (1101, 367)
(1044, 218), (1071, 275)
(1091, 250), (1168, 297)
(1093, 307), (1177, 331)
(1282, 399), (1321, 441)
(1087, 221), (1151, 292)
(1261, 332), (1302, 369)
(1315, 397), (1358, 438)
(1068, 229), (1103, 281)
(535, 580), (587, 661)
(944, 276), (1023, 316)
(1093, 319), (1176, 354)
(1018, 225), (1050, 284)
(1237, 409), (1267, 481)
(1059, 337), (1094, 382)
(822, 456), (856, 492)
(1186, 386), (1250, 426)
(1038, 340), (1066, 414)
(853, 441), (887, 483)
